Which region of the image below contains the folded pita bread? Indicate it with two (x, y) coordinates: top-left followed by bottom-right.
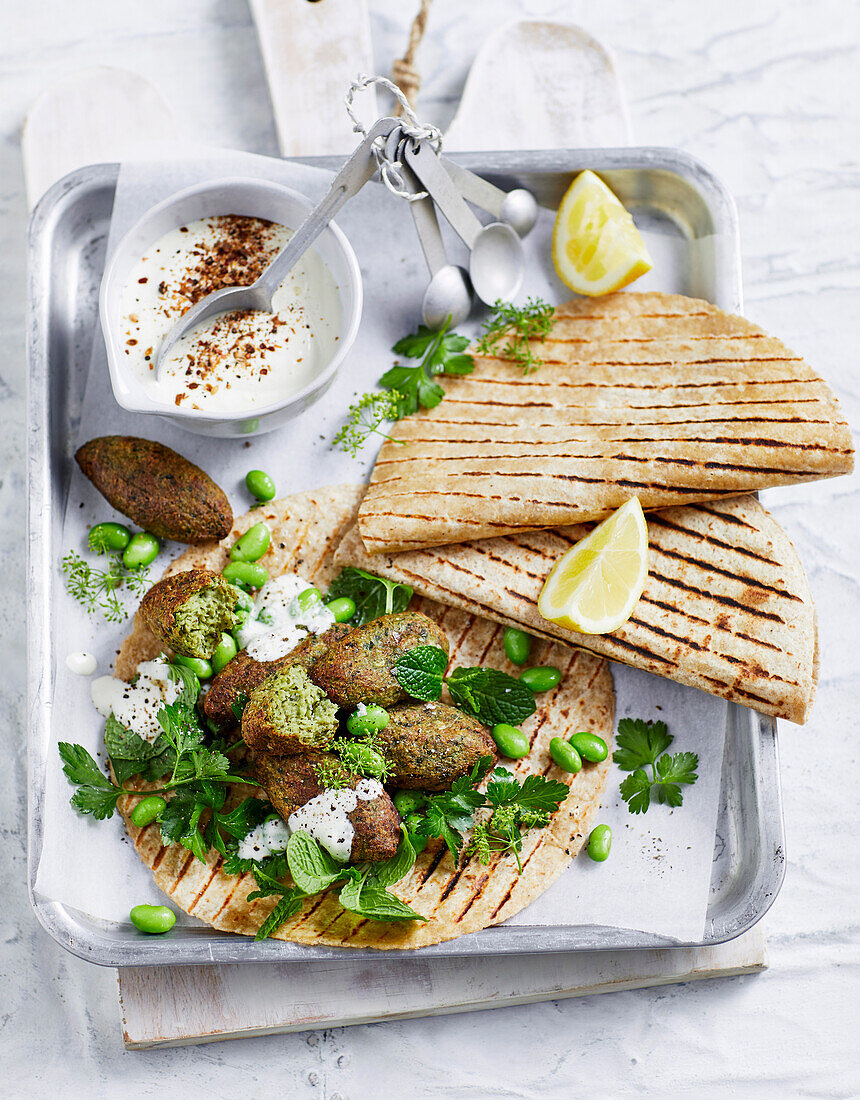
(358, 292), (853, 554)
(338, 495), (817, 724)
(117, 485), (615, 949)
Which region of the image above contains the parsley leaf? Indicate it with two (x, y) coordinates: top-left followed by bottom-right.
(325, 567), (413, 625)
(484, 768), (568, 816)
(334, 319), (474, 455)
(476, 297), (555, 374)
(391, 644), (448, 700)
(58, 742), (122, 820)
(614, 718), (699, 814)
(612, 717), (673, 771)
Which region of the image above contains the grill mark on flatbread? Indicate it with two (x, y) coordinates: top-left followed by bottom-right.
(168, 850), (196, 891)
(186, 857), (225, 913)
(290, 893), (330, 930)
(546, 332), (769, 345)
(646, 568), (786, 623)
(211, 877), (247, 920)
(647, 541), (800, 601)
(417, 846), (448, 886)
(441, 376), (821, 394)
(647, 515), (783, 567)
(455, 872), (492, 921)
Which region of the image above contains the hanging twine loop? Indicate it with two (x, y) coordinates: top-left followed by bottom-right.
(345, 74), (441, 201)
(391, 0), (433, 112)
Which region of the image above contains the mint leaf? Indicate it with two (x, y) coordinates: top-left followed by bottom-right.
(338, 880), (427, 923)
(286, 831), (347, 894)
(446, 668), (536, 727)
(254, 888), (306, 940)
(367, 828), (416, 889)
(392, 645), (447, 701)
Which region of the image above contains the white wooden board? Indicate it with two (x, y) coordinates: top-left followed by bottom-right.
(117, 926), (767, 1048)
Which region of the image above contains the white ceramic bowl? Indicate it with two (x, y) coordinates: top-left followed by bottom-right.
(99, 177), (362, 437)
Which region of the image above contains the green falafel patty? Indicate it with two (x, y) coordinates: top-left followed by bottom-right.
(139, 567), (239, 659)
(242, 664), (339, 755)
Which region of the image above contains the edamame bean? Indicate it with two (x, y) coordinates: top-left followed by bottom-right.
(296, 587), (322, 613)
(393, 789), (427, 816)
(122, 531), (160, 569)
(129, 795), (167, 828)
(245, 469), (276, 502)
(492, 723), (530, 759)
(347, 704), (390, 737)
(232, 587), (256, 624)
(230, 522), (271, 563)
(549, 736), (582, 773)
(569, 731), (608, 763)
(174, 653), (213, 680)
(403, 813), (428, 853)
(520, 665), (562, 693)
(130, 904), (176, 934)
(326, 596), (356, 623)
(211, 632), (238, 674)
(88, 521), (132, 552)
(222, 560), (269, 590)
(503, 627), (532, 666)
(586, 824), (612, 862)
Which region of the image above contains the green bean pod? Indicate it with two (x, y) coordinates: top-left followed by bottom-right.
(129, 795), (167, 828)
(129, 904), (176, 934)
(503, 627), (533, 666)
(230, 522), (271, 563)
(569, 731), (609, 763)
(245, 469), (276, 502)
(520, 666), (562, 693)
(222, 560), (269, 590)
(549, 736), (582, 773)
(491, 723), (530, 759)
(587, 824), (612, 862)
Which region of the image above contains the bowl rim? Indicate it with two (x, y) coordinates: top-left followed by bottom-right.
(98, 175), (363, 424)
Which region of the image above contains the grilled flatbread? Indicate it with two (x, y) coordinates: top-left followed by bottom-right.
(358, 292), (853, 554)
(117, 485), (615, 948)
(338, 495), (817, 724)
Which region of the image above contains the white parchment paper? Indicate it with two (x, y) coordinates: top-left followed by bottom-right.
(34, 152), (727, 942)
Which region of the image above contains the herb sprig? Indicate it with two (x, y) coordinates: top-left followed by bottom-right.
(613, 718), (699, 814)
(411, 757), (568, 864)
(325, 566), (413, 626)
(334, 318), (474, 456)
(61, 549), (152, 623)
(476, 297), (555, 373)
(392, 645), (536, 728)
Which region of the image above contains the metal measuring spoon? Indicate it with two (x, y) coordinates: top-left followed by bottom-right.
(403, 140), (525, 305)
(154, 116), (402, 376)
(382, 128), (473, 329)
(441, 157), (538, 238)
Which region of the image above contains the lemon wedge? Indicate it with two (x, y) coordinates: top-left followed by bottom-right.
(537, 498), (649, 634)
(552, 170), (652, 296)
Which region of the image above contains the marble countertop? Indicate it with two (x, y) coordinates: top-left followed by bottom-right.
(2, 0), (858, 1094)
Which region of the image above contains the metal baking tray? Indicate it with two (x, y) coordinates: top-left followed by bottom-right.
(27, 149), (785, 966)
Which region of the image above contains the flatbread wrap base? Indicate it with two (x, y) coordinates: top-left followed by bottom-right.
(338, 495), (817, 724)
(358, 292), (854, 554)
(116, 485), (615, 949)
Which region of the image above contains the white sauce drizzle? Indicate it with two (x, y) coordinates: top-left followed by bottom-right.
(118, 215), (341, 414)
(66, 651), (97, 676)
(288, 779), (384, 862)
(90, 658), (180, 743)
(238, 573), (335, 661)
(237, 818), (293, 861)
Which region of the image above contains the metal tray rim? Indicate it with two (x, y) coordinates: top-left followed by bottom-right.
(27, 148), (784, 967)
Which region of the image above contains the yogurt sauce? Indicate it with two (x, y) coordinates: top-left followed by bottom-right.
(91, 658), (180, 743)
(238, 574), (335, 662)
(119, 215), (341, 413)
(288, 779), (385, 862)
(237, 817), (293, 862)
